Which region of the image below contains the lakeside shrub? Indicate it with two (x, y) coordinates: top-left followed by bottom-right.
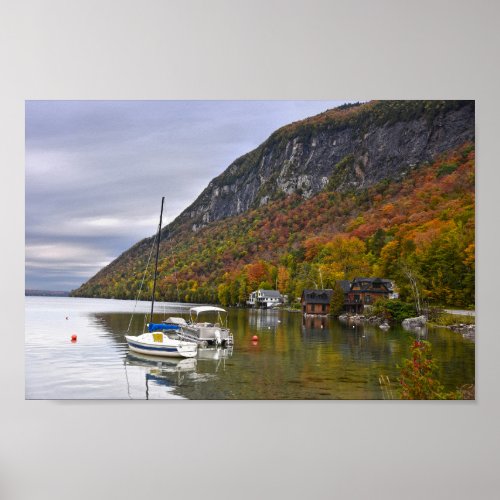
(398, 340), (462, 400)
(371, 299), (416, 323)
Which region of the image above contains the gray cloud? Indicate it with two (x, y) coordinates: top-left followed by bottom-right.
(25, 100), (348, 291)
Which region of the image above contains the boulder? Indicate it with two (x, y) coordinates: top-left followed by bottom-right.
(402, 315), (427, 329)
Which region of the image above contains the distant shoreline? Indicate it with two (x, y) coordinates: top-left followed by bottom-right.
(25, 290), (71, 297)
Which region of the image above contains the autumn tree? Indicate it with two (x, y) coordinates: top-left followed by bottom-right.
(318, 234), (371, 279)
(329, 281), (346, 316)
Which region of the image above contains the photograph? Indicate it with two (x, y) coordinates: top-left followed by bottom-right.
(25, 99), (475, 400)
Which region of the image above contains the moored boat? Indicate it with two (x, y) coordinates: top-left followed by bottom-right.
(125, 197), (198, 359)
(125, 330), (198, 358)
(177, 306), (233, 346)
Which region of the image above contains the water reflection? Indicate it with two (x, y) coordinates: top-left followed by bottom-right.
(124, 353), (197, 399)
(95, 307), (474, 399)
(302, 315), (330, 332)
(247, 308), (281, 332)
(25, 297), (475, 399)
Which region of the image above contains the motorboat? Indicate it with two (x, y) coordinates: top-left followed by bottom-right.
(177, 306), (233, 346)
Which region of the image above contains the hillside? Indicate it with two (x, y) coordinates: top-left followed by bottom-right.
(72, 101), (475, 308)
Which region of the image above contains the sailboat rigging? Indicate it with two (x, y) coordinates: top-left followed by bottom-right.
(125, 197), (198, 358)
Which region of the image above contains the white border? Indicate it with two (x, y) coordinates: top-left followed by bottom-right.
(2, 1), (498, 499)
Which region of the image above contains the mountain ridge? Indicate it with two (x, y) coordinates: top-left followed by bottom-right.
(72, 100), (475, 307)
(170, 100), (473, 232)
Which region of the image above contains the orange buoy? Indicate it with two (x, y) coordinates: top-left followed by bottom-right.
(71, 334), (77, 342)
(252, 335), (258, 341)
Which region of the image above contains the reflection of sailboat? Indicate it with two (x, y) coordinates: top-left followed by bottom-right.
(126, 352), (197, 371)
(125, 197), (197, 358)
(124, 352), (197, 399)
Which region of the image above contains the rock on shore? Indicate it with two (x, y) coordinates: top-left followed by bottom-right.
(338, 313), (386, 325)
(402, 316), (427, 330)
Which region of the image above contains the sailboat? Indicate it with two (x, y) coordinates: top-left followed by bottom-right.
(125, 197), (198, 358)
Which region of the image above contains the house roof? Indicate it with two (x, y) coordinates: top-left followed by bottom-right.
(257, 289), (282, 298)
(352, 277), (388, 283)
(351, 277), (393, 291)
(301, 289), (333, 304)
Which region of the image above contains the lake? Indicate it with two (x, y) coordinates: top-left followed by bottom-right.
(25, 296), (475, 400)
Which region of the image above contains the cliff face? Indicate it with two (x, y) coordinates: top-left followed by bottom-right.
(72, 100), (475, 300)
(176, 101), (474, 232)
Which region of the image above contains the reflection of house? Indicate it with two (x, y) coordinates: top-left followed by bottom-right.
(344, 277), (394, 313)
(302, 315), (329, 330)
(247, 309), (280, 330)
(301, 289), (333, 315)
(247, 289), (283, 308)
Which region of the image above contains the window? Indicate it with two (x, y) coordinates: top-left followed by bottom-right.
(365, 294), (371, 304)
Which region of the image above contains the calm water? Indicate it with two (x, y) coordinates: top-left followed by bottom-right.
(25, 296), (475, 400)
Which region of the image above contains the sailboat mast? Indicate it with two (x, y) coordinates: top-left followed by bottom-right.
(150, 196), (165, 323)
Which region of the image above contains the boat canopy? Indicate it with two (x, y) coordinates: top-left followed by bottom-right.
(147, 323), (180, 332)
(189, 306), (227, 316)
(163, 317), (188, 326)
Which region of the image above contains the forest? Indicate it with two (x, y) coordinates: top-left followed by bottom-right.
(72, 142), (475, 310)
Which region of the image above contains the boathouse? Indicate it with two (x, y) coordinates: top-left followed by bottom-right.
(301, 289), (333, 315)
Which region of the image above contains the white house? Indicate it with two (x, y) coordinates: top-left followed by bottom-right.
(247, 289), (283, 308)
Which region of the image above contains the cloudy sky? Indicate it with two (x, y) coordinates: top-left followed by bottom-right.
(25, 100), (349, 291)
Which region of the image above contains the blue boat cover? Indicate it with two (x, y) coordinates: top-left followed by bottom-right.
(147, 323), (179, 332)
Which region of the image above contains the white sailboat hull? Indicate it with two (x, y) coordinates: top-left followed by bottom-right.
(125, 333), (197, 358)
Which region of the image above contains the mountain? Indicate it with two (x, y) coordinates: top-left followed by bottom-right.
(174, 100), (474, 232)
(72, 100), (475, 308)
(25, 289), (70, 297)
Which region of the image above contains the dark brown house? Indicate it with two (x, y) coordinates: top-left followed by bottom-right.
(301, 289), (333, 315)
(344, 277), (393, 313)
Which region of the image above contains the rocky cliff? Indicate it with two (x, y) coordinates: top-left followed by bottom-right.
(72, 100), (475, 302)
(175, 100), (474, 232)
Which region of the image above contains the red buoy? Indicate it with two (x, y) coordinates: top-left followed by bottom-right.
(252, 335), (258, 341)
(71, 334), (77, 342)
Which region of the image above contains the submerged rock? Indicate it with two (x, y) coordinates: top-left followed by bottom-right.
(449, 323), (476, 342)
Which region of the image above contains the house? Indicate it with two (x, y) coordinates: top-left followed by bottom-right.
(344, 277), (394, 313)
(247, 289), (283, 308)
(301, 289), (333, 315)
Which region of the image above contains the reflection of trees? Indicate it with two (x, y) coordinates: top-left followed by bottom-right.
(88, 308), (474, 399)
(426, 328), (475, 390)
